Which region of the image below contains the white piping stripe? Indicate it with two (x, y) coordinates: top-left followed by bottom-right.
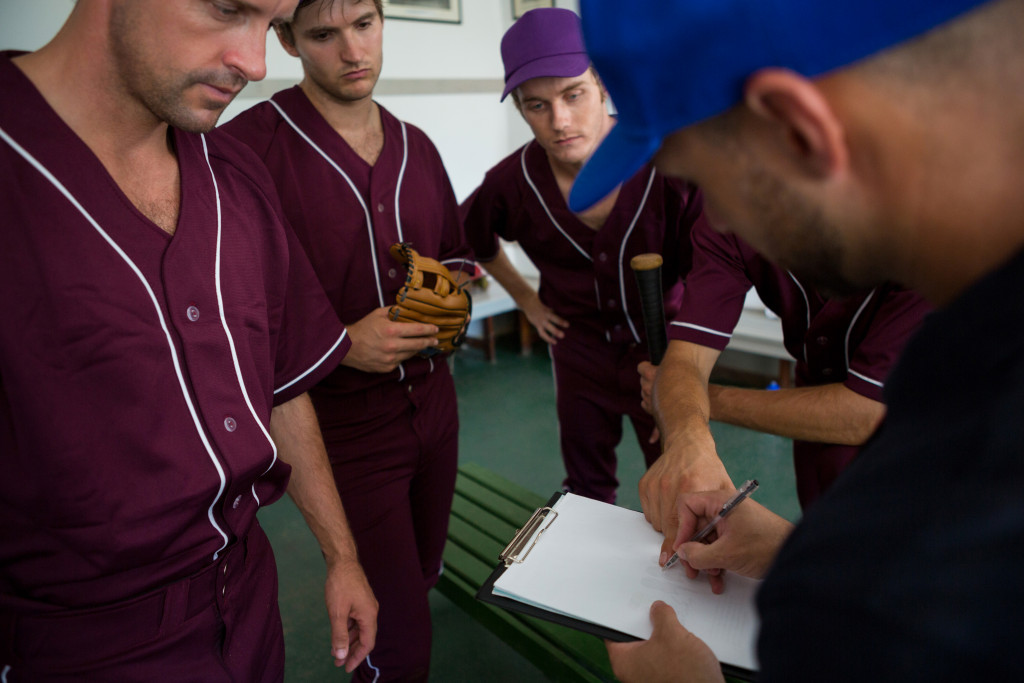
(200, 136), (279, 510)
(786, 272), (811, 363)
(848, 368), (884, 388)
(0, 125), (230, 557)
(267, 99), (385, 308)
(843, 289), (881, 386)
(2, 664), (10, 682)
(521, 144), (591, 261)
(670, 321), (732, 339)
(549, 345), (563, 452)
(616, 168), (656, 344)
(394, 120), (408, 243)
(274, 329), (348, 395)
(364, 654), (381, 683)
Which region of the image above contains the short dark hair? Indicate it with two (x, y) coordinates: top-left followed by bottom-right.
(277, 0), (384, 46)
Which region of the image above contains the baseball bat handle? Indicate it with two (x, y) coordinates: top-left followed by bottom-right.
(630, 253), (668, 365)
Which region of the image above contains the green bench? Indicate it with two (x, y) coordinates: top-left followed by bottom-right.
(437, 462), (750, 683)
(437, 462), (617, 682)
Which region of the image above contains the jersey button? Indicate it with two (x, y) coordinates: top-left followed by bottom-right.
(607, 299), (617, 308)
(186, 305), (200, 322)
(816, 335), (829, 346)
(598, 252), (608, 262)
(377, 203), (385, 213)
(388, 268), (397, 279)
(232, 495), (243, 509)
(224, 416), (237, 432)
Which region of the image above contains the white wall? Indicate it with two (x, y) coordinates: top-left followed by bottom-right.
(0, 0), (578, 201)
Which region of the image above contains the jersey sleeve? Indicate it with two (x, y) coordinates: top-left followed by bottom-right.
(843, 287), (931, 401)
(272, 218), (352, 405)
(459, 172), (510, 263)
(668, 213), (754, 351)
(433, 153), (476, 276)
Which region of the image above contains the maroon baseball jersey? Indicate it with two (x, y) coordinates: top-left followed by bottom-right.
(221, 87), (474, 393)
(671, 215), (931, 505)
(0, 52), (349, 612)
(461, 139), (700, 346)
(671, 216), (930, 400)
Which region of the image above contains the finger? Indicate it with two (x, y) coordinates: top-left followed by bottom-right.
(537, 326), (558, 345)
(659, 536), (675, 567)
(344, 616), (376, 673)
(387, 336), (440, 354)
(392, 322), (440, 338)
(550, 315), (570, 329)
(649, 425), (661, 444)
(649, 600), (679, 630)
(331, 617), (351, 669)
(707, 570), (725, 595)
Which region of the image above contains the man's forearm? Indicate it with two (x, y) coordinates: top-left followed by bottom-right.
(708, 382), (885, 445)
(654, 343), (718, 454)
(269, 393), (358, 566)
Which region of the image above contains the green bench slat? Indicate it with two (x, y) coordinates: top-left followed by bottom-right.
(457, 461), (549, 508)
(454, 475), (542, 528)
(445, 511), (508, 567)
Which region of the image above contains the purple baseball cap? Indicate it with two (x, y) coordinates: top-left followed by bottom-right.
(500, 7), (591, 102)
(569, 0), (990, 212)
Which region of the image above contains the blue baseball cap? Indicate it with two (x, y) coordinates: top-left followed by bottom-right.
(569, 0), (990, 211)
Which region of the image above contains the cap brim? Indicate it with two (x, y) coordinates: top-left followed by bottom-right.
(500, 53), (591, 101)
(569, 126), (662, 211)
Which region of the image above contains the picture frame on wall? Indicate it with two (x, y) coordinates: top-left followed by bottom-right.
(384, 0), (461, 24)
(512, 0), (555, 19)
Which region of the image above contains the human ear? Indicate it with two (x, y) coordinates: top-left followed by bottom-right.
(274, 25), (301, 58)
(743, 68), (847, 178)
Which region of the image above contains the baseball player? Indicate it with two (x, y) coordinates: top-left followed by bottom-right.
(461, 8), (703, 504)
(0, 0), (377, 680)
(221, 1), (473, 680)
(637, 215), (930, 535)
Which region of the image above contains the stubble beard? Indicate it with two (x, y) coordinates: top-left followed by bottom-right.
(741, 163), (866, 297)
(109, 5), (246, 133)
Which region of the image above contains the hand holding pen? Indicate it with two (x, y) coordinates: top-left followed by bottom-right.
(662, 481), (795, 593)
(664, 479), (759, 569)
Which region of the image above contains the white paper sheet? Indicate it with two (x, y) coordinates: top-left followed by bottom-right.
(492, 493), (760, 671)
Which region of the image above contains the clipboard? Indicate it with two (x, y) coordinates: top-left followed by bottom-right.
(476, 492), (635, 642)
(475, 491), (758, 682)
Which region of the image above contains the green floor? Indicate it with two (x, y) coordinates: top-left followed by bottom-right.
(258, 333), (801, 681)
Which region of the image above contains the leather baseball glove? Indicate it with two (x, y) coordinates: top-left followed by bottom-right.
(387, 242), (472, 356)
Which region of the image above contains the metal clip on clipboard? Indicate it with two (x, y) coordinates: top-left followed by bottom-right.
(498, 505), (559, 568)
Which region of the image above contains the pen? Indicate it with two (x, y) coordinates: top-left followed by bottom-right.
(663, 479), (759, 569)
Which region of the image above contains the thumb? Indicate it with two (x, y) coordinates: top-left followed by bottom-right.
(331, 617), (350, 665)
(675, 540), (717, 571)
(649, 600), (680, 633)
